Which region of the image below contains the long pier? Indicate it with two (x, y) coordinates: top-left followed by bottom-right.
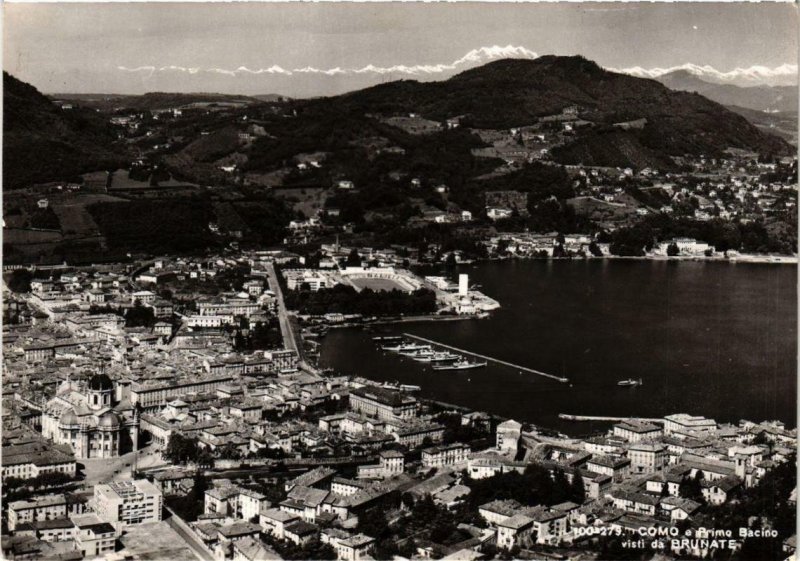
(559, 414), (663, 423)
(402, 333), (569, 383)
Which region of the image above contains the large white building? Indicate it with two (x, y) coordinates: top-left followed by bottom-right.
(349, 387), (418, 421)
(94, 479), (163, 526)
(664, 414), (717, 438)
(41, 374), (139, 460)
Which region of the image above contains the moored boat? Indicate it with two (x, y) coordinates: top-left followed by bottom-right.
(432, 360), (487, 371)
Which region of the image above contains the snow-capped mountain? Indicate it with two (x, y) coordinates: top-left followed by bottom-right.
(610, 62), (798, 87)
(119, 45), (539, 78)
(114, 46), (796, 97)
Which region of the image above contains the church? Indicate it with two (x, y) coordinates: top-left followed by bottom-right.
(42, 373), (139, 459)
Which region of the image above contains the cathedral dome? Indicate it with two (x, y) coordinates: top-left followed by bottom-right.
(88, 373), (114, 391)
(98, 411), (120, 429)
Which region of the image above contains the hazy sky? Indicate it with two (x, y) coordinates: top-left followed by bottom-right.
(4, 2), (798, 97)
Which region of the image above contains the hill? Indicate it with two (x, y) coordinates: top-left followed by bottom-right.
(271, 56), (790, 170)
(726, 105), (798, 145)
(3, 72), (128, 189)
(656, 69), (798, 113)
(49, 91), (265, 111)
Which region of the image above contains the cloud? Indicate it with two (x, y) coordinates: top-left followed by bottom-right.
(117, 44), (539, 79)
(119, 48), (797, 88)
(609, 62), (798, 86)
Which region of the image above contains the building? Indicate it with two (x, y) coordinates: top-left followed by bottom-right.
(152, 468), (196, 496)
(349, 387), (418, 421)
(93, 479), (163, 526)
(239, 489), (269, 522)
(332, 533), (375, 561)
(72, 514), (117, 558)
(496, 514), (535, 550)
(2, 444), (77, 481)
(586, 455), (631, 482)
(421, 443), (470, 469)
(613, 420), (663, 443)
(283, 520), (319, 546)
(260, 508), (300, 539)
(496, 419), (522, 452)
(8, 495), (68, 531)
(664, 414), (717, 438)
(232, 537), (280, 561)
(357, 450), (405, 479)
(41, 374), (139, 460)
(628, 443), (667, 475)
(130, 374), (234, 408)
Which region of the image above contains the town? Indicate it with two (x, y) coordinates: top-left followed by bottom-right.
(3, 7), (798, 559)
(1, 246), (796, 561)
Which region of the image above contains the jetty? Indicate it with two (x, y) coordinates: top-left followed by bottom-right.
(559, 414), (664, 423)
(402, 333), (569, 383)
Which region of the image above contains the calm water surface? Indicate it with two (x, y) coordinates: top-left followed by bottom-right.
(320, 260), (797, 435)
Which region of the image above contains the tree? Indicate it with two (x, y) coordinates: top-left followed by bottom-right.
(588, 241), (603, 257)
(126, 300), (156, 328)
(667, 242), (680, 256)
(163, 434), (199, 465)
(679, 472), (704, 503)
(357, 509), (390, 539)
(7, 270), (33, 293)
(218, 442), (241, 460)
(346, 248), (361, 267)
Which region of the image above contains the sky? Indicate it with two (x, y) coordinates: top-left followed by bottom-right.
(3, 2), (798, 97)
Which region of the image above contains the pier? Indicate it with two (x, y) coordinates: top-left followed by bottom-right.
(559, 414), (663, 423)
(402, 333), (569, 383)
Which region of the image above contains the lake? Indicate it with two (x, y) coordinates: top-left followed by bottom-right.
(319, 259), (797, 435)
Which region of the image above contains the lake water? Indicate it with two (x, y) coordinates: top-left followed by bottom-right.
(319, 260), (797, 435)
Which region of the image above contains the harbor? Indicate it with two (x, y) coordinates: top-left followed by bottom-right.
(320, 259), (797, 435)
(376, 333), (569, 384)
(375, 335), (488, 371)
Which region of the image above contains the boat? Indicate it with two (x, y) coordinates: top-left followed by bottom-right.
(432, 360), (487, 371)
(395, 344), (431, 354)
(427, 352), (461, 363)
(373, 335), (402, 343)
(617, 378), (642, 387)
(409, 353), (437, 362)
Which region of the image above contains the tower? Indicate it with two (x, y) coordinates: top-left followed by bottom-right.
(87, 374), (114, 410)
(458, 274), (469, 297)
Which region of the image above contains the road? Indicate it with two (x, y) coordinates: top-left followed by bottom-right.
(164, 509), (214, 561)
(265, 262), (298, 355)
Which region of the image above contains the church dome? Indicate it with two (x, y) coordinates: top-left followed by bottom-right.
(98, 411), (120, 429)
(88, 373), (114, 391)
(59, 409), (79, 427)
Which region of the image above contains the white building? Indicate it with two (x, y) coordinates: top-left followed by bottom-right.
(94, 479), (163, 526)
(496, 419), (522, 452)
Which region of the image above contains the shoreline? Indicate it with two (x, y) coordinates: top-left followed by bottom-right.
(480, 253), (798, 265)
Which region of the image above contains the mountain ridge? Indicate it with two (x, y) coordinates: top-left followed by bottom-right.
(654, 69), (798, 113)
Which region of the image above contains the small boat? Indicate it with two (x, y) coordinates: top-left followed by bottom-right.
(393, 343), (429, 353)
(617, 378), (642, 387)
(398, 346), (433, 356)
(428, 352), (460, 363)
(373, 335), (402, 343)
(433, 360), (487, 371)
(399, 384), (422, 392)
(414, 351), (455, 362)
